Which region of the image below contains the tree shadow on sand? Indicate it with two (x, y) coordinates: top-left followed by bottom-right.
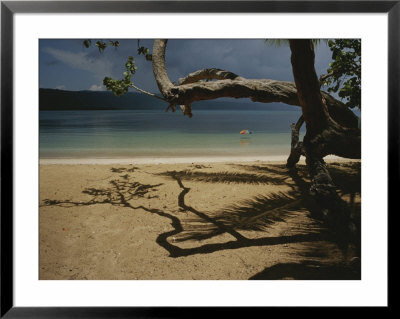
(161, 170), (289, 185)
(171, 192), (301, 242)
(41, 163), (361, 279)
(233, 163), (361, 254)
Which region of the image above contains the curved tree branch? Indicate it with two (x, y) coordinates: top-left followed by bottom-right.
(173, 78), (300, 105)
(129, 83), (168, 102)
(152, 39), (175, 98)
(152, 39), (359, 130)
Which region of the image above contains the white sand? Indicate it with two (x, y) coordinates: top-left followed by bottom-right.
(39, 160), (361, 280)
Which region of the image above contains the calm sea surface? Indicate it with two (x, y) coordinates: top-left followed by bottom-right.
(39, 109), (305, 158)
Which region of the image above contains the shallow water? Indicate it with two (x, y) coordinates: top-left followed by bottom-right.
(39, 108), (304, 158)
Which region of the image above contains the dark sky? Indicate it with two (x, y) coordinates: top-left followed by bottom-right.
(39, 39), (333, 93)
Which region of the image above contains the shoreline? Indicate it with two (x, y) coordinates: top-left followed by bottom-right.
(39, 154), (354, 165)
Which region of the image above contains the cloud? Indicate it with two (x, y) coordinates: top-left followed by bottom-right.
(55, 85), (66, 90)
(40, 39), (332, 93)
(43, 47), (114, 81)
(89, 83), (105, 91)
(164, 39), (295, 83)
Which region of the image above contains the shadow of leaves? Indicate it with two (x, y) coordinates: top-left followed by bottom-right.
(174, 190), (304, 242)
(159, 170), (288, 185)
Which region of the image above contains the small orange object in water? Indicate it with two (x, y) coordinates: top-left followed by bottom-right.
(240, 130), (251, 134)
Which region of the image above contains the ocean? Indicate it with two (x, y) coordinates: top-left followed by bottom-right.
(39, 108), (305, 159)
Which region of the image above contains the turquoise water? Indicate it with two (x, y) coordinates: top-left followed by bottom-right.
(39, 109), (304, 158)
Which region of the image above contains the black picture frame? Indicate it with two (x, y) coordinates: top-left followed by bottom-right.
(1, 1), (394, 317)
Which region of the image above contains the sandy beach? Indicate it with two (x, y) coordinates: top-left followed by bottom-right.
(39, 158), (361, 280)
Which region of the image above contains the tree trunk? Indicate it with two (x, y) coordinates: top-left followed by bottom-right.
(289, 40), (360, 160)
(289, 40), (359, 233)
(286, 115), (305, 168)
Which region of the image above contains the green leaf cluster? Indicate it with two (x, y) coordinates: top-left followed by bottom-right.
(137, 46), (149, 55)
(95, 41), (107, 52)
(109, 40), (120, 48)
(324, 39), (361, 109)
(82, 39), (119, 51)
(103, 56), (137, 96)
(137, 46), (152, 61)
(83, 40), (91, 48)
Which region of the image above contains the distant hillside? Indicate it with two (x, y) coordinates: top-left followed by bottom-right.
(39, 88), (299, 111)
